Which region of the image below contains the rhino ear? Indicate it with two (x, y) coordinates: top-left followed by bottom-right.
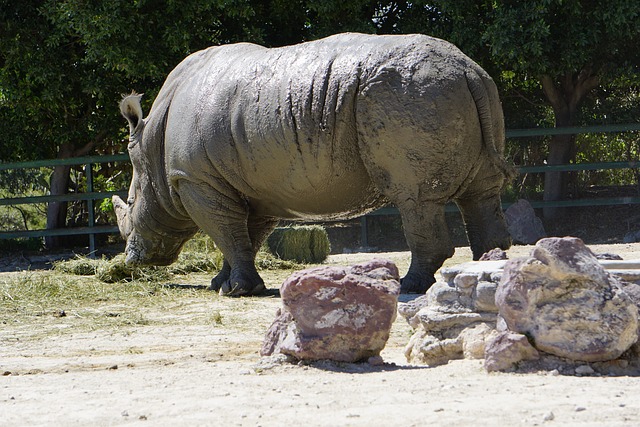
(120, 93), (145, 139)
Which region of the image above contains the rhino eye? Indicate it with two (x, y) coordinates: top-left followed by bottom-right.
(127, 198), (134, 206)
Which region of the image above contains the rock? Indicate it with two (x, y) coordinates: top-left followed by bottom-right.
(479, 248), (508, 261)
(416, 307), (495, 334)
(496, 237), (639, 362)
(397, 294), (430, 329)
(404, 329), (463, 366)
(623, 230), (640, 243)
(595, 252), (623, 260)
(620, 281), (640, 309)
(401, 262), (502, 365)
(601, 260), (640, 284)
(484, 331), (540, 372)
(504, 199), (546, 245)
(473, 281), (498, 313)
(460, 323), (494, 359)
(440, 261), (506, 285)
(454, 272), (479, 289)
(575, 365), (595, 375)
(260, 259), (400, 362)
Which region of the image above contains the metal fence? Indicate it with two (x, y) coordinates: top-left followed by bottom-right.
(1, 123), (639, 252)
(0, 154), (129, 254)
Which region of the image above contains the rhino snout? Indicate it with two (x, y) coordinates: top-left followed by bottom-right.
(124, 237), (146, 266)
(124, 233), (182, 266)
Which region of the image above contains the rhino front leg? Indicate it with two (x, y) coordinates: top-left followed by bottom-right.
(208, 259), (230, 292)
(205, 223), (262, 297)
(209, 216), (278, 293)
(179, 182), (265, 296)
(398, 201), (454, 293)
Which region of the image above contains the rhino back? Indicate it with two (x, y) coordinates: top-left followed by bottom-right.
(164, 35), (392, 218)
(155, 33), (489, 219)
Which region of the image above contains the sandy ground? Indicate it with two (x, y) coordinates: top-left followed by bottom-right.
(3, 244), (640, 426)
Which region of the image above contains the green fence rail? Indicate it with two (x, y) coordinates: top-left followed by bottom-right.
(0, 154), (129, 255)
(359, 123), (640, 246)
(1, 123), (639, 252)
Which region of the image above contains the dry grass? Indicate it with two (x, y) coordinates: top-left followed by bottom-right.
(0, 232), (304, 341)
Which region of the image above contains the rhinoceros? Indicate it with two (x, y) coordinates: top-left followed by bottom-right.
(113, 33), (512, 296)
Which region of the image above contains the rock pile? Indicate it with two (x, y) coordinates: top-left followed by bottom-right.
(401, 237), (640, 374)
(401, 260), (503, 366)
(493, 237), (638, 365)
(261, 259), (400, 363)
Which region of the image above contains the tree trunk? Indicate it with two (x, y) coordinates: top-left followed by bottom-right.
(45, 143), (73, 249)
(44, 140), (98, 249)
(540, 70), (599, 220)
(543, 133), (575, 219)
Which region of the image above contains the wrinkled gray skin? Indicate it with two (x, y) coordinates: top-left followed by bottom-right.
(114, 33), (512, 296)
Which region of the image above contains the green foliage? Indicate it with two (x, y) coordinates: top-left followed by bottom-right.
(0, 167), (49, 239)
(486, 1), (640, 79)
(0, 237), (43, 253)
(267, 225), (331, 264)
(2, 0), (640, 225)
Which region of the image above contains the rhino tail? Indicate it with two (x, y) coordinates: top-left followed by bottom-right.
(120, 93), (144, 134)
(464, 71), (516, 182)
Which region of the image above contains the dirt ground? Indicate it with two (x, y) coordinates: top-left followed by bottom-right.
(3, 243), (640, 426)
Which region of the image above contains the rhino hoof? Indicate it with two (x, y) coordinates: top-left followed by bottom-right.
(208, 277), (224, 292)
(219, 280), (266, 297)
(400, 274), (433, 294)
(208, 265), (231, 291)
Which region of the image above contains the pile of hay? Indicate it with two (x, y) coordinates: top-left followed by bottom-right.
(267, 225), (331, 263)
(255, 250), (301, 270)
(53, 256), (102, 276)
(93, 254), (172, 283)
(54, 249), (222, 283)
(54, 229), (308, 283)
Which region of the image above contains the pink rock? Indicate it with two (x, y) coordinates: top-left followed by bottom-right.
(484, 331), (540, 372)
(261, 259), (400, 362)
(479, 248), (508, 261)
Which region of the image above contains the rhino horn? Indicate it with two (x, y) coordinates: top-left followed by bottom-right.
(112, 195), (132, 239)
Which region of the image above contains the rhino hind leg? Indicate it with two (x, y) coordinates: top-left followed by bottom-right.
(397, 201), (455, 293)
(456, 194), (511, 260)
(455, 166), (511, 260)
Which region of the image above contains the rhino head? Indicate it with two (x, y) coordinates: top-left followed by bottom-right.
(113, 94), (195, 266)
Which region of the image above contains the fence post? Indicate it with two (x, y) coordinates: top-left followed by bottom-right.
(360, 216), (368, 248)
(86, 162), (96, 257)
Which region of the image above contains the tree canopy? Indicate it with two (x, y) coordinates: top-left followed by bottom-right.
(1, 0), (639, 240)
